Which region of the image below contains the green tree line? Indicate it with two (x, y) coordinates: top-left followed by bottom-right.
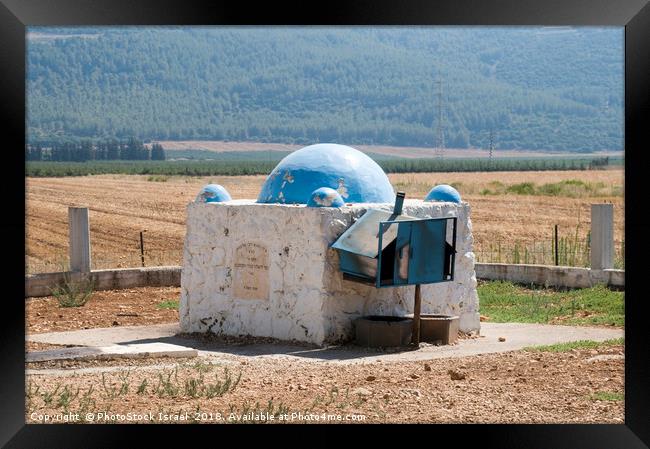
(25, 157), (616, 178)
(25, 138), (166, 162)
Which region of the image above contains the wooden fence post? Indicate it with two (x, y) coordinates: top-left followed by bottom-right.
(140, 230), (146, 267)
(69, 207), (91, 272)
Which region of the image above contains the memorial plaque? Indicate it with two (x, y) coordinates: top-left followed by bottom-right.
(233, 242), (270, 300)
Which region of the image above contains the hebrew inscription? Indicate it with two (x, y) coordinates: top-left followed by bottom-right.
(233, 242), (269, 300)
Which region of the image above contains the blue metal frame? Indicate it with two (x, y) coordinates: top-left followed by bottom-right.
(375, 216), (457, 288)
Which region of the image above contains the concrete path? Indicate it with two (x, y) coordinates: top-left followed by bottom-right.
(27, 322), (623, 365)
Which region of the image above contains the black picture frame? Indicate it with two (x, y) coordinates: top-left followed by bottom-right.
(3, 0), (648, 446)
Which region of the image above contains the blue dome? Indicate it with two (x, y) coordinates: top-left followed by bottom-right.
(307, 187), (345, 208)
(257, 143), (395, 204)
(424, 184), (461, 203)
(196, 184), (232, 203)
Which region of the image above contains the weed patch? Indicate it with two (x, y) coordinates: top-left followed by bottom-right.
(523, 338), (624, 352)
(478, 281), (624, 326)
(50, 272), (95, 307)
(590, 391), (624, 401)
(156, 299), (179, 310)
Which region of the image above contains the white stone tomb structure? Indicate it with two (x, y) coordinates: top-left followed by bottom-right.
(180, 144), (479, 345)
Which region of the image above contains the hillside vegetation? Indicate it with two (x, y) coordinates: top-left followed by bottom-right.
(27, 27), (623, 152)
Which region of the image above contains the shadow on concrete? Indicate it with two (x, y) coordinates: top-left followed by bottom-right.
(118, 333), (419, 362)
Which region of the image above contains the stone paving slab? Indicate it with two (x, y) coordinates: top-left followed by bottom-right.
(27, 342), (197, 363)
(27, 323), (180, 347)
(27, 322), (623, 364)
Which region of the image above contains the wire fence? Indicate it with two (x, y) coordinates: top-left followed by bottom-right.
(27, 238), (625, 275)
(26, 249), (184, 275)
(26, 232), (625, 274)
(474, 238), (625, 269)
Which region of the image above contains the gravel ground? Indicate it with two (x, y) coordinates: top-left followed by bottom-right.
(26, 343), (624, 424)
(25, 288), (624, 424)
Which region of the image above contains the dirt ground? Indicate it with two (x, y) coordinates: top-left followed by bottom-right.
(25, 170), (624, 273)
(25, 287), (624, 424)
(25, 343), (624, 424)
(26, 287), (180, 334)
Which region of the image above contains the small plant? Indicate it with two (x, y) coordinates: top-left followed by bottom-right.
(41, 383), (62, 406)
(78, 385), (96, 414)
(101, 372), (119, 399)
(352, 393), (366, 407)
(308, 395), (323, 412)
(26, 381), (40, 412)
(118, 370), (131, 396)
(204, 368), (242, 398)
(184, 376), (203, 398)
(156, 370), (180, 398)
(156, 299), (179, 310)
(136, 379), (148, 395)
(325, 386), (339, 405)
(50, 272), (95, 307)
(192, 360), (214, 373)
(590, 391), (624, 401)
(336, 387), (350, 410)
(272, 400), (289, 417)
(57, 385), (80, 412)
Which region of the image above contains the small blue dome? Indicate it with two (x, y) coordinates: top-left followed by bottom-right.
(257, 143), (395, 204)
(425, 184), (461, 203)
(307, 187), (345, 208)
(196, 184), (232, 203)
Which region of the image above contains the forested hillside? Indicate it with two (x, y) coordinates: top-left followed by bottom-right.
(27, 27), (623, 152)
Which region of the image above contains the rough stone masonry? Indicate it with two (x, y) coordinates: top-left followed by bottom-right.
(180, 199), (479, 345)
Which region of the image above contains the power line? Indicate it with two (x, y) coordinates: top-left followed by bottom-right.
(488, 128), (495, 164)
(434, 79), (445, 159)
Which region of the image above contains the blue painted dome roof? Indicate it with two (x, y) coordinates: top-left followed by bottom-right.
(424, 184), (461, 203)
(307, 187), (345, 208)
(256, 143), (395, 204)
(196, 184), (232, 203)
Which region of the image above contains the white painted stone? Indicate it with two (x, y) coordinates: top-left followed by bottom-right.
(180, 199), (480, 345)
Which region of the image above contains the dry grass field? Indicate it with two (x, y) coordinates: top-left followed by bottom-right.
(25, 170), (624, 273)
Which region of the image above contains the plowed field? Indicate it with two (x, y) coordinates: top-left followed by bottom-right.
(26, 170), (624, 273)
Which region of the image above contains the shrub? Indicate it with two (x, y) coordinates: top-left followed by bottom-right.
(537, 182), (563, 196)
(506, 182), (535, 195)
(147, 175), (168, 182)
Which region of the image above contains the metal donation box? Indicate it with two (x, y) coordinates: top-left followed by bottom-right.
(331, 193), (457, 288)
